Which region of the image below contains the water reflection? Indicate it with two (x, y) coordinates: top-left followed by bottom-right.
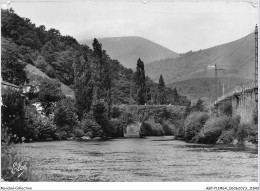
(15, 136), (258, 182)
(177, 143), (258, 154)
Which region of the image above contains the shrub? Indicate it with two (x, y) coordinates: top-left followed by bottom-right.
(236, 124), (249, 144)
(154, 108), (171, 123)
(194, 116), (241, 144)
(142, 121), (165, 136)
(222, 104), (232, 117)
(38, 118), (57, 140)
(193, 117), (223, 144)
(2, 88), (26, 143)
(109, 118), (124, 137)
(54, 130), (67, 140)
(184, 112), (209, 142)
(111, 106), (121, 118)
(23, 106), (41, 141)
(220, 115), (240, 131)
(93, 101), (112, 138)
(242, 124), (258, 144)
(38, 78), (64, 117)
(54, 97), (79, 136)
(162, 121), (176, 135)
(215, 116), (239, 144)
(80, 112), (103, 139)
(73, 128), (85, 138)
(218, 130), (236, 144)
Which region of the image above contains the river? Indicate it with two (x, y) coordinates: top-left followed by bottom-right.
(15, 136), (258, 182)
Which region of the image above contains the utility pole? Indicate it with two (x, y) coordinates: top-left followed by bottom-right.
(255, 24), (258, 87)
(255, 24), (258, 102)
(215, 64), (218, 100)
(214, 64), (226, 100)
(222, 83), (225, 96)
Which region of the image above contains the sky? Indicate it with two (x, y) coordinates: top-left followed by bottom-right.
(3, 0), (259, 53)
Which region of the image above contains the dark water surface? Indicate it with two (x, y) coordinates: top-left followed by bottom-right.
(15, 136), (258, 182)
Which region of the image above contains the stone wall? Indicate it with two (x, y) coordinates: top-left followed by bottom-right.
(216, 89), (257, 124)
(231, 90), (257, 124)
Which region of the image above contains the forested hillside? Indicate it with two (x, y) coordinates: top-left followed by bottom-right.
(1, 8), (189, 106)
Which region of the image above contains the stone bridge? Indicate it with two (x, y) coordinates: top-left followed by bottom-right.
(213, 81), (258, 124)
(117, 104), (186, 137)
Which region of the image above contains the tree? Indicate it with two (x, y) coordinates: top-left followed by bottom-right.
(74, 48), (94, 120)
(92, 39), (112, 116)
(38, 78), (64, 117)
(92, 38), (103, 59)
(134, 58), (146, 105)
(157, 74), (166, 104)
(194, 98), (204, 112)
(1, 89), (25, 143)
(52, 50), (75, 85)
(92, 101), (112, 138)
(158, 74), (165, 88)
(54, 98), (79, 128)
(92, 38), (104, 100)
(54, 98), (79, 137)
(173, 88), (179, 103)
(1, 40), (27, 85)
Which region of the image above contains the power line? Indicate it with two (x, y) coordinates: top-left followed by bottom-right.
(224, 56), (254, 93)
(211, 31), (252, 69)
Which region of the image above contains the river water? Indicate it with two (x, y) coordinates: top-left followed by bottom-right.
(15, 136), (258, 182)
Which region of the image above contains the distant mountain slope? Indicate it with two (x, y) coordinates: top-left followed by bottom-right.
(145, 32), (255, 83)
(82, 36), (178, 68)
(168, 77), (252, 103)
(25, 64), (75, 98)
(144, 32), (255, 101)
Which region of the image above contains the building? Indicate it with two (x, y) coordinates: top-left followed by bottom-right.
(1, 80), (20, 91)
(22, 80), (40, 94)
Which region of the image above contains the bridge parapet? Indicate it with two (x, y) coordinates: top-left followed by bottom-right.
(214, 81), (257, 105)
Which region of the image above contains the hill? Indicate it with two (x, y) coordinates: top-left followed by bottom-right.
(168, 77), (252, 103)
(25, 64), (75, 98)
(145, 32), (255, 101)
(82, 36), (178, 68)
(1, 9), (189, 106)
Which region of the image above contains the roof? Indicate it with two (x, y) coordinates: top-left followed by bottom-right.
(24, 80), (40, 86)
(1, 81), (19, 88)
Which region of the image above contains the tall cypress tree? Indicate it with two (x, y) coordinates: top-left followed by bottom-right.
(92, 39), (112, 116)
(74, 46), (94, 120)
(134, 58), (146, 105)
(173, 88), (179, 104)
(92, 38), (103, 101)
(157, 74), (166, 104)
(158, 74), (165, 89)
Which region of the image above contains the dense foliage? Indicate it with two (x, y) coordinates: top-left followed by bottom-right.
(1, 8), (191, 144)
(1, 38), (27, 85)
(1, 89), (26, 143)
(181, 99), (258, 144)
(37, 78), (64, 116)
(1, 8), (189, 107)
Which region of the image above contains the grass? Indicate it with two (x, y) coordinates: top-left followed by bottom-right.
(26, 64), (75, 98)
(1, 143), (46, 181)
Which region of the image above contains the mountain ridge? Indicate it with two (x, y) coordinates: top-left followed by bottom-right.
(81, 36), (179, 68)
(145, 32), (255, 84)
(144, 32), (255, 101)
